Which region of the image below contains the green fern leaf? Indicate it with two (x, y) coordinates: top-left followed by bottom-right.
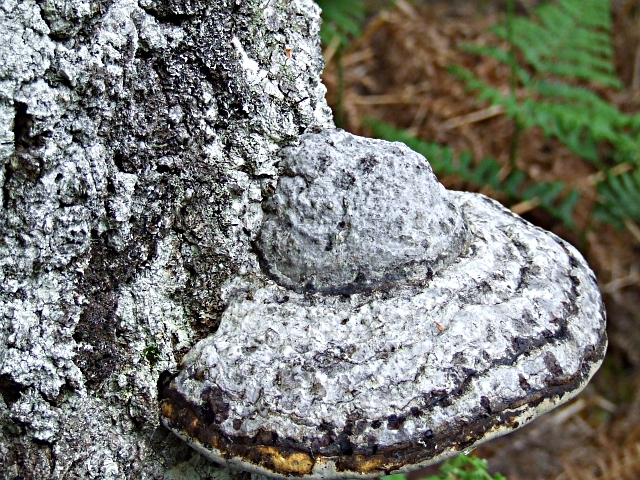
(451, 0), (639, 229)
(460, 44), (533, 84)
(316, 0), (366, 47)
(502, 170), (526, 197)
(423, 454), (507, 480)
(450, 63), (638, 164)
(595, 168), (640, 227)
(492, 0), (620, 88)
(457, 150), (473, 172)
(472, 157), (502, 189)
(551, 189), (580, 226)
(522, 180), (563, 204)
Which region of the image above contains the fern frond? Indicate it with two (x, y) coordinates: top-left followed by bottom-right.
(450, 64), (640, 164)
(491, 0), (620, 88)
(460, 44), (532, 84)
(552, 189), (580, 226)
(502, 169), (527, 197)
(316, 0), (366, 47)
(595, 168), (640, 228)
(367, 119), (577, 227)
(527, 81), (639, 161)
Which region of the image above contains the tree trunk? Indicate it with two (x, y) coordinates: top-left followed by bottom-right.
(0, 0), (331, 477)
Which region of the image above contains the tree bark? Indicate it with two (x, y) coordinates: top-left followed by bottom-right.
(0, 0), (331, 478)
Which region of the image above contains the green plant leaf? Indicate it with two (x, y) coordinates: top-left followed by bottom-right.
(492, 0), (621, 88)
(595, 168), (640, 227)
(316, 0), (366, 47)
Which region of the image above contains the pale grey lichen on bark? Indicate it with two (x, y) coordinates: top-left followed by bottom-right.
(0, 0), (331, 478)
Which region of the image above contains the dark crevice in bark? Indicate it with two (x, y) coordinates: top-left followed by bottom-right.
(2, 102), (47, 210)
(0, 374), (27, 406)
(1, 162), (11, 210)
(13, 102), (44, 151)
(72, 290), (120, 390)
(143, 10), (193, 27)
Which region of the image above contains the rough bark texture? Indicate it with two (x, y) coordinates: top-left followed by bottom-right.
(0, 0), (331, 478)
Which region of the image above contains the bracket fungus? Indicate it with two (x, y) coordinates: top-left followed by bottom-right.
(160, 129), (607, 478)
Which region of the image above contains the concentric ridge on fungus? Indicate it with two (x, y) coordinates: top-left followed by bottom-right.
(160, 129), (607, 478)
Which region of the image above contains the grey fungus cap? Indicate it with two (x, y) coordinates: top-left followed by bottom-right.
(255, 130), (469, 294)
(160, 129), (607, 478)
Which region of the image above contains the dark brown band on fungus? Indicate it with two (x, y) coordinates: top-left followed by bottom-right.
(159, 330), (605, 477)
